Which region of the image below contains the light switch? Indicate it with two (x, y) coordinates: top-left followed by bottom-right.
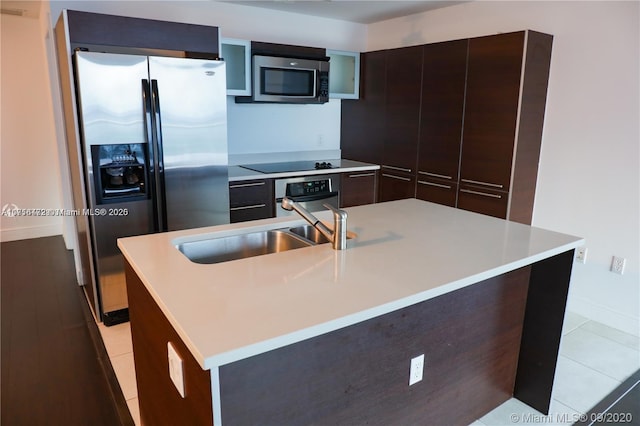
(168, 342), (185, 398)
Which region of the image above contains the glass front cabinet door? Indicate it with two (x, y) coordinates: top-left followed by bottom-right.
(327, 49), (360, 99)
(221, 37), (251, 96)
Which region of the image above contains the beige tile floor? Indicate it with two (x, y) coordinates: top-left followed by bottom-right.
(98, 311), (639, 426)
(97, 322), (140, 425)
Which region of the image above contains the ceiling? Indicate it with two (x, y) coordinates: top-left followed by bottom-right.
(0, 0), (468, 23)
(222, 0), (469, 24)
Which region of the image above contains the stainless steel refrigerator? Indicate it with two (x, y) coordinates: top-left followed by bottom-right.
(71, 51), (229, 324)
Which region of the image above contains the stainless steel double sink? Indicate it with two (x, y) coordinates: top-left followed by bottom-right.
(177, 225), (337, 265)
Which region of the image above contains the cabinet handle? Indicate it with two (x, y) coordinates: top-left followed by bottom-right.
(230, 204), (267, 211)
(348, 173), (376, 178)
(418, 171), (452, 180)
(460, 189), (502, 199)
(460, 178), (503, 189)
(382, 165), (412, 173)
(229, 181), (266, 189)
(418, 180), (451, 189)
(382, 173), (411, 182)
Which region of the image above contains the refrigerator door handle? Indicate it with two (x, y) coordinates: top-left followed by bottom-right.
(142, 79), (154, 145)
(142, 79), (161, 231)
(150, 79), (168, 232)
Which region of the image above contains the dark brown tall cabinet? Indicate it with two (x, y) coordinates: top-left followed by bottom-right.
(342, 47), (422, 202)
(378, 46), (423, 202)
(416, 39), (468, 207)
(341, 30), (553, 224)
(457, 31), (552, 224)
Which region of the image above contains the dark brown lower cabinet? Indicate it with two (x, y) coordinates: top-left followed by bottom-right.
(378, 169), (416, 202)
(457, 184), (509, 219)
(229, 179), (274, 223)
(415, 175), (458, 207)
(340, 171), (377, 207)
(63, 10), (219, 57)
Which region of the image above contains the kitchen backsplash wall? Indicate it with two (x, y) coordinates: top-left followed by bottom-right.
(226, 98), (342, 156)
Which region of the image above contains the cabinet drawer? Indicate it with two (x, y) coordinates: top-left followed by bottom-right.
(229, 180), (272, 205)
(378, 170), (416, 202)
(340, 171), (377, 208)
(457, 184), (508, 219)
(416, 176), (457, 207)
(229, 179), (274, 223)
(230, 203), (274, 223)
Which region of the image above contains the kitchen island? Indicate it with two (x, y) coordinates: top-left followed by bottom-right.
(118, 199), (583, 425)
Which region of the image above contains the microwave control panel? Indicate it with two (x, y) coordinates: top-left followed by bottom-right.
(319, 71), (329, 99)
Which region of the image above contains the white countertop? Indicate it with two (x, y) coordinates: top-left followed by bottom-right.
(118, 199), (583, 370)
(228, 159), (379, 181)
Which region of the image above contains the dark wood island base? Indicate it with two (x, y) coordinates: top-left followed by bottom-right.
(125, 249), (573, 425)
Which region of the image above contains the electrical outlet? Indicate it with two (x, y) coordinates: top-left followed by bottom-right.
(168, 342), (185, 398)
(611, 256), (626, 275)
(408, 354), (424, 386)
(576, 247), (587, 264)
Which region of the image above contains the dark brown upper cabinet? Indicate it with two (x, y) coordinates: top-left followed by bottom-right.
(250, 41), (327, 60)
(63, 10), (219, 58)
(341, 51), (387, 166)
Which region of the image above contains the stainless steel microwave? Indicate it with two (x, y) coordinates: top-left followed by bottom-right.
(252, 55), (329, 104)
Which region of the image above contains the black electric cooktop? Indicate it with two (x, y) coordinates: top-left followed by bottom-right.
(240, 160), (340, 174)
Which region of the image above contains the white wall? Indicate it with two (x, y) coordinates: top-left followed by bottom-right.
(368, 1), (640, 335)
(0, 12), (64, 241)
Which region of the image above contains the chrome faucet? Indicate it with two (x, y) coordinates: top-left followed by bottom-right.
(281, 197), (348, 250)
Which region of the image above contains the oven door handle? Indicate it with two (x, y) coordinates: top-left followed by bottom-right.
(276, 192), (339, 203)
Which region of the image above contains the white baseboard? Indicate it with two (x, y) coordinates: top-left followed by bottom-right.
(0, 224), (63, 242)
(568, 296), (640, 337)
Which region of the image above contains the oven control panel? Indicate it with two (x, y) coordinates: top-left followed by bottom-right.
(286, 179), (331, 197)
(274, 174), (340, 217)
